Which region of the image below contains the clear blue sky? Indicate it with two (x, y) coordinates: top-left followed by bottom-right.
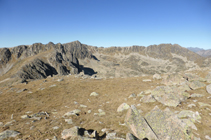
(0, 0), (211, 49)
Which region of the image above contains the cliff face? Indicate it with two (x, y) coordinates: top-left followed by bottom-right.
(0, 41), (207, 81)
(0, 41), (93, 82)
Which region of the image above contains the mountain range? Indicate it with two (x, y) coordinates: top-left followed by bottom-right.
(0, 41), (210, 83)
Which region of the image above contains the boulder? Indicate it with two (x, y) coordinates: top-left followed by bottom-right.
(188, 81), (206, 90)
(90, 92), (99, 96)
(162, 73), (185, 85)
(61, 126), (98, 140)
(0, 130), (20, 140)
(153, 73), (162, 80)
(140, 95), (156, 103)
(124, 105), (158, 139)
(128, 93), (136, 98)
(151, 86), (189, 107)
(65, 119), (73, 124)
(177, 110), (201, 123)
(191, 93), (204, 98)
(206, 84), (211, 94)
(125, 105), (194, 140)
(63, 109), (81, 117)
(183, 73), (205, 82)
(117, 103), (130, 112)
(61, 126), (79, 139)
(126, 133), (139, 140)
(21, 115), (29, 119)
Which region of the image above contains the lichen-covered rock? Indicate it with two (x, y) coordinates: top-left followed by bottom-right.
(117, 103), (130, 112)
(191, 93), (204, 98)
(187, 81), (206, 90)
(183, 73), (206, 82)
(125, 105), (194, 140)
(0, 130), (20, 140)
(61, 126), (79, 139)
(206, 84), (211, 94)
(162, 73), (185, 85)
(126, 133), (139, 140)
(177, 110), (201, 123)
(140, 95), (156, 103)
(151, 86), (189, 107)
(125, 105), (158, 139)
(61, 126), (97, 140)
(145, 106), (193, 140)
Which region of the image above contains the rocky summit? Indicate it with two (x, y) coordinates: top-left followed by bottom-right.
(0, 41), (211, 140)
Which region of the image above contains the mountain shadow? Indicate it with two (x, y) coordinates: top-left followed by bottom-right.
(79, 65), (97, 76)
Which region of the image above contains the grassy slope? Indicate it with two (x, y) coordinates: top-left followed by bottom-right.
(0, 69), (211, 139)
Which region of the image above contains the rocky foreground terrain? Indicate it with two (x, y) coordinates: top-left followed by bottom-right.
(0, 41), (211, 140)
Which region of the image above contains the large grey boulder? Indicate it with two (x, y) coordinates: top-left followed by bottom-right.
(0, 130), (20, 140)
(151, 86), (190, 107)
(125, 105), (194, 140)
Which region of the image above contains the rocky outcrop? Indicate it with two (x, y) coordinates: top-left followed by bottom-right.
(125, 105), (194, 140)
(17, 59), (58, 81)
(0, 41), (95, 81)
(0, 41), (207, 80)
(0, 48), (11, 66)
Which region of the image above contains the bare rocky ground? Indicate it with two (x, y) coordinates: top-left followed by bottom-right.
(0, 68), (211, 140)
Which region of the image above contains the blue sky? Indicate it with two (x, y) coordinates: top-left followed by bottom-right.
(0, 0), (211, 49)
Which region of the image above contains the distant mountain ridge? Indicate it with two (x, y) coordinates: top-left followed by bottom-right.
(187, 47), (211, 57)
(0, 41), (208, 82)
(187, 47), (204, 52)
